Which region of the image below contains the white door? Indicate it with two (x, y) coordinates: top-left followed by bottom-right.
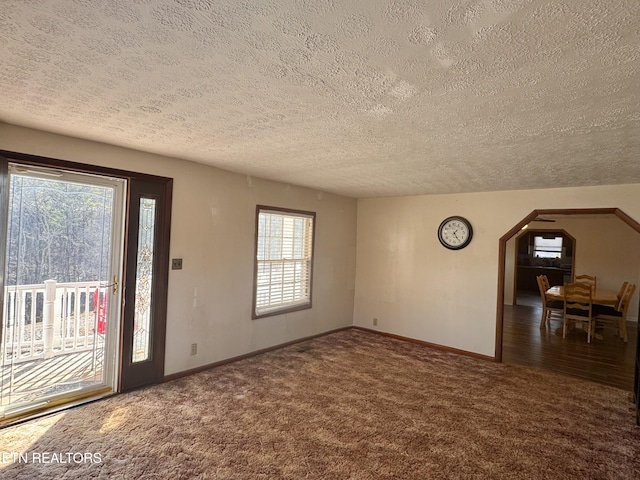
(0, 163), (125, 421)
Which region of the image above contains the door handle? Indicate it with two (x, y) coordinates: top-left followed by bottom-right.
(100, 276), (119, 294)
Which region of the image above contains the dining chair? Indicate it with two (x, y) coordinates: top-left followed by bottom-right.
(539, 274), (551, 291)
(593, 281), (628, 315)
(615, 281), (629, 310)
(574, 274), (596, 291)
(594, 283), (636, 342)
(563, 282), (594, 343)
(591, 281), (627, 336)
(536, 275), (563, 328)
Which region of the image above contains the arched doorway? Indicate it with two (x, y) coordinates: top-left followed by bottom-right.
(495, 208), (640, 424)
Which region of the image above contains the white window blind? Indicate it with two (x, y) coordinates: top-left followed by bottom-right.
(533, 236), (563, 258)
(255, 208), (314, 317)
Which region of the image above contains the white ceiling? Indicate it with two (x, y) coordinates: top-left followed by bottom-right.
(1, 0), (639, 198)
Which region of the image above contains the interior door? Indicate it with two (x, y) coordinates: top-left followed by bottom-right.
(119, 179), (170, 391)
(0, 162), (125, 420)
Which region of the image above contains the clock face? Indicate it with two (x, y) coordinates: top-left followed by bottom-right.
(438, 216), (473, 250)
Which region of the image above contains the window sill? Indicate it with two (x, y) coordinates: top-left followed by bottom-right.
(253, 302), (312, 320)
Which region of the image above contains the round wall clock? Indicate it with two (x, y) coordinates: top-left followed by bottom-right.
(437, 216), (473, 250)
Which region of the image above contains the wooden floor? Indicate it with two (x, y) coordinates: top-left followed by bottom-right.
(1, 349), (103, 408)
(503, 293), (637, 391)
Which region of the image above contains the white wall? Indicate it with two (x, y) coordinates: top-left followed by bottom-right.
(562, 217), (640, 306)
(0, 123), (357, 376)
(354, 186), (640, 357)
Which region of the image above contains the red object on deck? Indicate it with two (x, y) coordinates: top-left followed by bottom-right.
(93, 289), (107, 335)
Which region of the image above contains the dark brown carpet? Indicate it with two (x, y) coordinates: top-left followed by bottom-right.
(1, 329), (639, 479)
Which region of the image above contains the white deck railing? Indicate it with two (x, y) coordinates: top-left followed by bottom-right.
(2, 280), (107, 362)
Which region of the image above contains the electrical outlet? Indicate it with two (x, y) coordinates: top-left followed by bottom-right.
(373, 318), (378, 326)
(172, 258), (183, 270)
(190, 343), (197, 356)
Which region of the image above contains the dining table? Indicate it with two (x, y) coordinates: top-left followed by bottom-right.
(544, 285), (619, 340)
(545, 285), (618, 306)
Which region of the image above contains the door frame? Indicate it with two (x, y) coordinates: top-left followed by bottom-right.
(497, 208), (640, 424)
(119, 179), (171, 391)
(0, 149), (172, 394)
(496, 207), (640, 361)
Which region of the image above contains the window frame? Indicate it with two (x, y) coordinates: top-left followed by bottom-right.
(252, 205), (316, 319)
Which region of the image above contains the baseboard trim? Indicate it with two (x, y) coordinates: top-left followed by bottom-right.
(352, 326), (496, 362)
(163, 326), (353, 383)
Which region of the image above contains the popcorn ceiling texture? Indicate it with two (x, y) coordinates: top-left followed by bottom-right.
(0, 0), (639, 197)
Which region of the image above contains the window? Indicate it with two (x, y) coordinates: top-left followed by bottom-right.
(533, 235), (563, 258)
(253, 205), (315, 318)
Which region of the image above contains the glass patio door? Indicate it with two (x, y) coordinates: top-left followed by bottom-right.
(0, 163), (125, 420)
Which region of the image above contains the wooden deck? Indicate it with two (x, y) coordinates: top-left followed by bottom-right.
(503, 295), (637, 391)
(1, 349), (103, 408)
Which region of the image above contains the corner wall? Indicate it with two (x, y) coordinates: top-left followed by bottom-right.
(354, 186), (640, 357)
(0, 123), (357, 376)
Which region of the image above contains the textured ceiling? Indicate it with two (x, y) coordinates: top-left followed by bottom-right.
(1, 0), (639, 198)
